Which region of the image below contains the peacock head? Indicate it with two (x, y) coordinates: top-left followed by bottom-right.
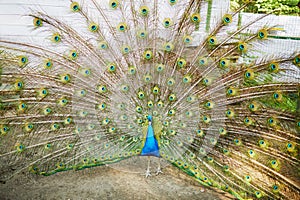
(147, 115), (153, 122)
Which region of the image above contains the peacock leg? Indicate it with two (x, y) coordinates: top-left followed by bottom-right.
(145, 156), (151, 178)
(156, 158), (163, 175)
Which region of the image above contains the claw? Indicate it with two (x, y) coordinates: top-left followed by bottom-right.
(156, 158), (163, 175)
(145, 168), (151, 178)
(156, 167), (163, 175)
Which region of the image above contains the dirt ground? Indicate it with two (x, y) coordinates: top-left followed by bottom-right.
(0, 162), (234, 200)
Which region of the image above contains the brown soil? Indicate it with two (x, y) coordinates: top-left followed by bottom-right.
(0, 164), (234, 200)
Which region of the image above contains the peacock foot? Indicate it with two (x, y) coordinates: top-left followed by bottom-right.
(156, 167), (163, 175)
(145, 168), (151, 178)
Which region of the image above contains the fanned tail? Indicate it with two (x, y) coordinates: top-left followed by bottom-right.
(0, 0), (299, 199)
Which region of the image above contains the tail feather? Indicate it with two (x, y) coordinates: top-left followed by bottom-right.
(0, 0), (300, 199)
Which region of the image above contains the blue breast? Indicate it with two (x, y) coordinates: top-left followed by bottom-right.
(141, 116), (160, 157)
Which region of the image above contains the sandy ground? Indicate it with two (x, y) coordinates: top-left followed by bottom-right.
(0, 162), (234, 200)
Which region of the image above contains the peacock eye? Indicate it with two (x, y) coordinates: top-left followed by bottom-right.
(190, 13), (200, 23)
(128, 67), (136, 75)
(109, 65), (115, 71)
(168, 94), (176, 101)
(163, 18), (172, 28)
(117, 22), (127, 32)
(271, 64), (275, 69)
(109, 0), (119, 9)
(70, 2), (80, 11)
(138, 92), (145, 99)
(69, 50), (78, 59)
(182, 35), (193, 45)
(60, 74), (71, 84)
(121, 85), (129, 92)
(33, 17), (43, 27)
(259, 32), (264, 37)
(153, 86), (159, 94)
(139, 6), (149, 16)
(157, 102), (163, 107)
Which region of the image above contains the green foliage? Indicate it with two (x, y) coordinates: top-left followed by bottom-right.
(230, 0), (300, 16)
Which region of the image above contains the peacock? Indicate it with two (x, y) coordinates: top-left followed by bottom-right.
(0, 0), (299, 199)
